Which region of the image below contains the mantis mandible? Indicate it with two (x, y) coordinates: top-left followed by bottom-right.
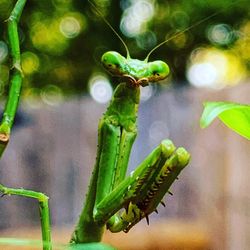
(0, 0), (191, 249)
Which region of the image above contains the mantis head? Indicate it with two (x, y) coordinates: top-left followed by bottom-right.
(101, 51), (170, 87)
(89, 0), (170, 87)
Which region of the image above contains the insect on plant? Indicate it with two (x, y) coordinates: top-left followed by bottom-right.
(0, 0), (244, 249)
(69, 0), (191, 244)
(0, 1), (190, 247)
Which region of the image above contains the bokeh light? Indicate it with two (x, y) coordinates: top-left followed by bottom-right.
(21, 52), (40, 75)
(59, 13), (87, 39)
(60, 17), (81, 38)
(207, 23), (235, 46)
(120, 0), (154, 37)
(89, 74), (113, 104)
(30, 15), (68, 55)
(187, 63), (218, 88)
(40, 85), (64, 106)
(187, 47), (247, 89)
(131, 0), (154, 22)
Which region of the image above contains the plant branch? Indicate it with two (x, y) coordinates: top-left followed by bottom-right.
(0, 0), (27, 157)
(0, 184), (52, 250)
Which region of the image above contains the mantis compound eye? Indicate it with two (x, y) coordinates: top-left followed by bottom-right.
(101, 51), (126, 75)
(147, 61), (170, 82)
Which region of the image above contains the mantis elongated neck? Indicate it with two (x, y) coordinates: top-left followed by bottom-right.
(105, 82), (140, 132)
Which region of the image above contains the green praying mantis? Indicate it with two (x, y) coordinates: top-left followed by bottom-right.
(0, 0), (192, 249)
(69, 1), (190, 244)
(70, 45), (190, 243)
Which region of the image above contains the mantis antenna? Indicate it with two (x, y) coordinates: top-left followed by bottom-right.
(89, 0), (243, 62)
(144, 0), (244, 62)
(88, 0), (131, 59)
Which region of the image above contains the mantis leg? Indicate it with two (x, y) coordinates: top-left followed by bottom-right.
(95, 120), (136, 208)
(71, 83), (139, 243)
(0, 184), (51, 250)
(71, 118), (136, 243)
(71, 83), (190, 242)
(94, 140), (190, 233)
(95, 121), (136, 231)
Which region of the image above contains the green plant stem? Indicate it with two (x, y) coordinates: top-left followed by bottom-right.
(0, 0), (27, 157)
(0, 184), (52, 250)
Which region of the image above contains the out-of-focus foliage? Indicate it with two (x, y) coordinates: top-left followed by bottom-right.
(0, 0), (249, 98)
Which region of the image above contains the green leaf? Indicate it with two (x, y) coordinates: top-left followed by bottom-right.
(200, 102), (250, 140)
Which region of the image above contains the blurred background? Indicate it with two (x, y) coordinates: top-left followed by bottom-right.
(0, 0), (249, 249)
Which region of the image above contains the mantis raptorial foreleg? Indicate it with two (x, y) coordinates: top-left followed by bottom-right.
(94, 140), (190, 233)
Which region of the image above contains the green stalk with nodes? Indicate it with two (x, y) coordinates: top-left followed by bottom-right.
(0, 1), (53, 250)
(0, 1), (191, 249)
(0, 184), (51, 249)
(0, 0), (26, 156)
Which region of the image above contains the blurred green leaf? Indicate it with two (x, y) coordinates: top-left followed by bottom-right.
(0, 238), (47, 248)
(200, 102), (250, 140)
(0, 238), (116, 250)
(67, 243), (117, 250)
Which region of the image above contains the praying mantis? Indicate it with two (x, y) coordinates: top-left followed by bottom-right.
(0, 0), (192, 249)
(69, 1), (190, 244)
(70, 48), (190, 243)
